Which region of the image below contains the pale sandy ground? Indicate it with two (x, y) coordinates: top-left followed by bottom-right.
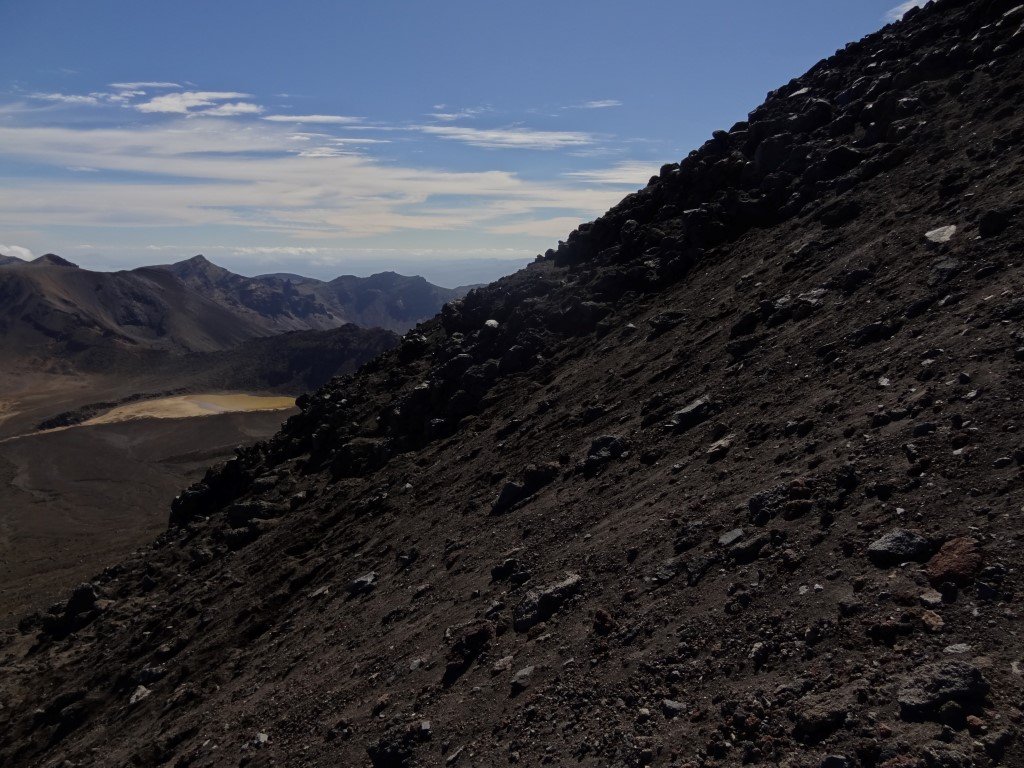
(83, 393), (296, 425)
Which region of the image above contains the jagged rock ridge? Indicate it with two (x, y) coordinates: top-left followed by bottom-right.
(2, 1), (1023, 766)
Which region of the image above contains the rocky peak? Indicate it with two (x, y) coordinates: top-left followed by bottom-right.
(30, 253), (78, 268)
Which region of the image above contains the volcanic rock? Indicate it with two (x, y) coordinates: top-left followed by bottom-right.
(926, 537), (983, 585)
(866, 528), (931, 566)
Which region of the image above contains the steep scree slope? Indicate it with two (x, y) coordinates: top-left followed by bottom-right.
(3, 1), (1024, 766)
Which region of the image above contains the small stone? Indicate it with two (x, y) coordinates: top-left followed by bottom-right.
(925, 225), (957, 244)
(661, 699), (686, 717)
(897, 660), (989, 718)
(793, 695), (848, 743)
(718, 528), (745, 547)
(510, 665), (534, 693)
(921, 610), (945, 633)
(129, 685), (151, 705)
(347, 571), (378, 596)
(867, 528), (931, 566)
(920, 589), (944, 608)
(926, 538), (982, 585)
(706, 434), (734, 462)
(491, 655), (514, 674)
(512, 574), (583, 632)
(944, 644), (973, 654)
(664, 397), (716, 433)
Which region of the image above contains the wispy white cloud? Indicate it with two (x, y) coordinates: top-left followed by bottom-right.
(198, 101), (264, 117)
(487, 216), (589, 238)
(0, 119), (624, 240)
(109, 81), (182, 90)
(135, 91), (250, 114)
(418, 124), (594, 150)
(262, 114), (363, 124)
(565, 161), (660, 185)
(577, 99), (622, 109)
(31, 92), (100, 105)
(885, 1), (923, 22)
(0, 244), (33, 261)
(429, 106), (490, 121)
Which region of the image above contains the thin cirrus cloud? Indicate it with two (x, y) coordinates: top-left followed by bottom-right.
(0, 118), (634, 241)
(198, 102), (264, 117)
(578, 99), (622, 109)
(262, 114), (364, 124)
(429, 106), (491, 121)
(417, 125), (595, 150)
(30, 92), (102, 105)
(135, 91), (251, 114)
(108, 81), (182, 90)
(565, 161), (661, 185)
(0, 82), (663, 268)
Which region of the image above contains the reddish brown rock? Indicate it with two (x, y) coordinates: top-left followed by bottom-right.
(927, 537), (983, 585)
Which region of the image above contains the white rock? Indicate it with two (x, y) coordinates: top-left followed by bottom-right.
(944, 643), (972, 654)
(925, 225), (957, 244)
(129, 685), (151, 705)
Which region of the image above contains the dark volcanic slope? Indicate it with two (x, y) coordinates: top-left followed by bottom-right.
(4, 2), (1024, 766)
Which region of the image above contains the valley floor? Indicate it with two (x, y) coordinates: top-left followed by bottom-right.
(0, 386), (297, 626)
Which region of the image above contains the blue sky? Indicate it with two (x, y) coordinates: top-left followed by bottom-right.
(0, 0), (920, 285)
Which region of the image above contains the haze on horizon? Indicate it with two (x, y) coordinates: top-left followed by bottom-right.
(0, 0), (919, 285)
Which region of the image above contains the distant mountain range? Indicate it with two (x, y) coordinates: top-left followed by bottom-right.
(158, 255), (472, 334)
(0, 253), (469, 363)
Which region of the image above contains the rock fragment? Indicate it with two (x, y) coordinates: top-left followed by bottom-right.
(512, 574), (583, 632)
(866, 528), (931, 566)
(926, 537), (982, 585)
(347, 571), (378, 596)
(897, 660), (989, 719)
(925, 224), (957, 244)
(663, 397), (716, 433)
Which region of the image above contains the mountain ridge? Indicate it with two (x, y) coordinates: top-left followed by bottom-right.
(0, 254), (468, 364)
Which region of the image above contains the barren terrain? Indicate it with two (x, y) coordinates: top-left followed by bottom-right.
(2, 2), (1023, 767)
(0, 404), (296, 625)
